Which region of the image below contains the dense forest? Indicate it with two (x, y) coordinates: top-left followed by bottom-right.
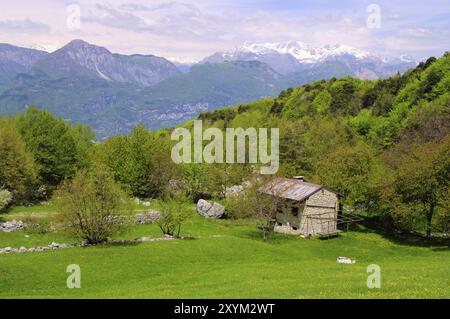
(1, 53), (449, 238)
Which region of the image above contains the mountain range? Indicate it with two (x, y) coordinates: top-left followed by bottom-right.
(0, 39), (417, 138)
(201, 41), (416, 78)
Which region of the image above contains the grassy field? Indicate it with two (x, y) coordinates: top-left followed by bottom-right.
(0, 204), (449, 299)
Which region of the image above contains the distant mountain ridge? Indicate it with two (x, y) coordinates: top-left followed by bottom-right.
(0, 44), (47, 85)
(206, 41), (372, 64)
(30, 40), (180, 87)
(201, 41), (416, 77)
(0, 40), (419, 138)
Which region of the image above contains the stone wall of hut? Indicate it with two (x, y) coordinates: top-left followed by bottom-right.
(274, 189), (338, 236)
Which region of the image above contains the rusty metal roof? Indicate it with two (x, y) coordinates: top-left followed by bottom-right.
(258, 177), (334, 202)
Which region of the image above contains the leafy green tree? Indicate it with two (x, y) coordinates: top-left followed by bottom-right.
(0, 121), (37, 202)
(126, 125), (155, 197)
(94, 125), (158, 197)
(420, 68), (442, 99)
(311, 90), (331, 115)
(382, 138), (450, 237)
(269, 100), (284, 114)
(147, 134), (182, 198)
(16, 107), (80, 191)
(183, 163), (209, 202)
(70, 123), (95, 169)
(303, 119), (355, 173)
(93, 135), (130, 190)
(329, 78), (360, 115)
(315, 141), (377, 209)
(278, 118), (313, 176)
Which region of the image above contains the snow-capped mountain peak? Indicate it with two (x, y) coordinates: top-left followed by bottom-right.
(200, 40), (416, 77)
(229, 41), (372, 63)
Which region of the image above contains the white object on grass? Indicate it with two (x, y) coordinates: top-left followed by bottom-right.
(337, 256), (356, 264)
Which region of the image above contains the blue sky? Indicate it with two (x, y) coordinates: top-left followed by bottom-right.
(0, 0), (449, 62)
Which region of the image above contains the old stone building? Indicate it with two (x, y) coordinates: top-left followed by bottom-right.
(259, 176), (341, 237)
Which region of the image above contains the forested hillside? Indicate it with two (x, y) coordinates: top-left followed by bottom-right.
(195, 53), (450, 236)
(1, 54), (449, 238)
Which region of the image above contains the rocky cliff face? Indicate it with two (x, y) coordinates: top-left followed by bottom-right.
(31, 39), (180, 87)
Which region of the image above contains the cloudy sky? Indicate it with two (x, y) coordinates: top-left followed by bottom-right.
(1, 0), (449, 62)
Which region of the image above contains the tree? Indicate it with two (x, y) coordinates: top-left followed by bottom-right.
(270, 100), (284, 114)
(93, 135), (131, 191)
(94, 125), (162, 198)
(0, 121), (37, 202)
(156, 198), (191, 237)
(311, 90), (331, 115)
(383, 138), (450, 237)
(329, 78), (360, 115)
(255, 178), (285, 240)
(70, 123), (95, 169)
(147, 134), (182, 198)
(55, 165), (126, 244)
(16, 107), (80, 192)
(227, 176), (283, 240)
(183, 163), (209, 202)
(315, 141), (377, 209)
(420, 68), (442, 99)
(304, 119), (355, 168)
(126, 125), (155, 197)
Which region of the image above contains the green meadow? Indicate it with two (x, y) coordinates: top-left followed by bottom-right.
(0, 204), (448, 299)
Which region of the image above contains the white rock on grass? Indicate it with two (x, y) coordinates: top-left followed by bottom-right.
(337, 256), (356, 264)
(48, 242), (60, 249)
(197, 199), (225, 219)
(225, 185), (244, 197)
(135, 211), (161, 224)
(0, 234), (184, 254)
(0, 220), (24, 232)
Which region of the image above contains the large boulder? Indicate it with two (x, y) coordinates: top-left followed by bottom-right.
(197, 199), (225, 219)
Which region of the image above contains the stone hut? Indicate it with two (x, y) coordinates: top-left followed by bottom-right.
(258, 176), (341, 237)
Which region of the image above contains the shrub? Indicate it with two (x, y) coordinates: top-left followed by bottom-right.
(55, 166), (126, 244)
(156, 199), (191, 237)
(23, 216), (51, 234)
(226, 177), (282, 240)
(0, 189), (13, 211)
(226, 183), (260, 219)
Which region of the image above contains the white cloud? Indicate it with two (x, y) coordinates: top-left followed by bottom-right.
(0, 0), (448, 61)
(0, 19), (51, 33)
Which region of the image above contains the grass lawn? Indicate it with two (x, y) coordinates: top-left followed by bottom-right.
(0, 204), (449, 299)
